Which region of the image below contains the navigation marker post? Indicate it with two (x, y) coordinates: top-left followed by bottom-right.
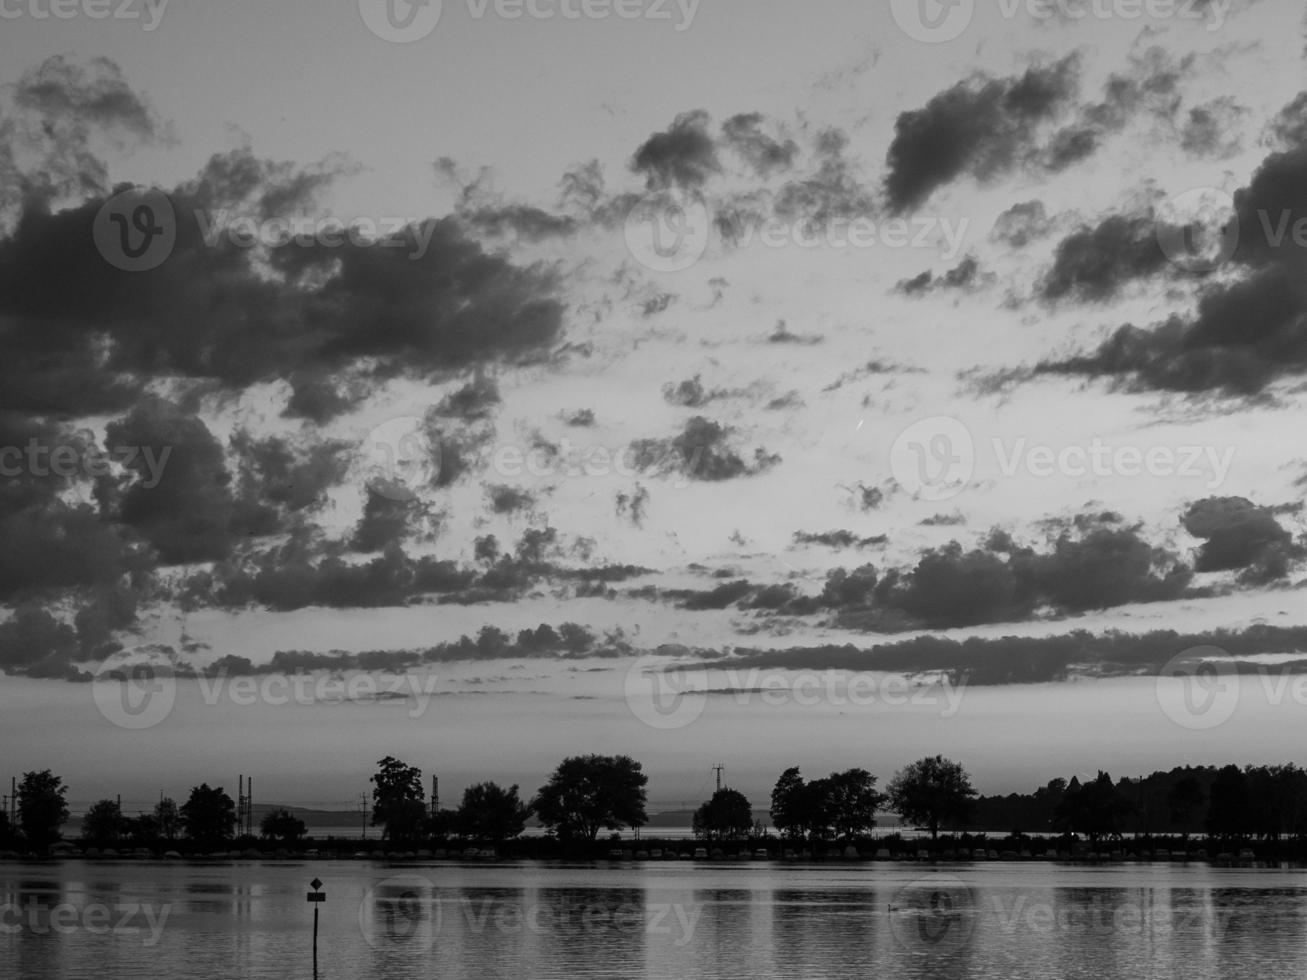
(307, 877), (326, 974)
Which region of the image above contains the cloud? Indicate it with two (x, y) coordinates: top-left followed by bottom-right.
(631, 110), (720, 190)
(629, 417), (781, 482)
(1034, 141), (1307, 393)
(883, 55), (1080, 213)
(1181, 496), (1303, 585)
(1039, 213), (1170, 302)
(0, 149), (565, 420)
(99, 398), (235, 565)
(721, 113), (799, 177)
(990, 200), (1053, 248)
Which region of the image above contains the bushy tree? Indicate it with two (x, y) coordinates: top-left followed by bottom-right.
(457, 782), (529, 842)
(17, 770), (69, 853)
(532, 755), (647, 842)
(371, 756), (426, 844)
(260, 808), (308, 844)
(693, 788), (753, 841)
(153, 798), (181, 841)
(180, 784), (236, 847)
(886, 756), (977, 841)
(81, 799), (124, 843)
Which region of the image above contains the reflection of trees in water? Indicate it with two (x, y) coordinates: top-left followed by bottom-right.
(773, 888), (877, 975)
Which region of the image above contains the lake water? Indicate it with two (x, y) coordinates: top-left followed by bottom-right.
(2, 859), (1305, 979)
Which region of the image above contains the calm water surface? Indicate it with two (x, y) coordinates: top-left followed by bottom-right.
(2, 859), (1305, 979)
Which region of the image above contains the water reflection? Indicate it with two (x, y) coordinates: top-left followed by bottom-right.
(2, 861), (1307, 980)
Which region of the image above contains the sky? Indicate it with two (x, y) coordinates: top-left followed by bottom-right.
(2, 0), (1307, 814)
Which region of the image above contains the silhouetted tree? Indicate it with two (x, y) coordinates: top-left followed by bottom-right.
(532, 755), (648, 842)
(826, 768), (885, 840)
(81, 799), (124, 843)
(1167, 776), (1205, 834)
(17, 770), (69, 854)
(457, 782), (529, 842)
(1207, 765), (1249, 839)
(886, 756), (977, 841)
(371, 756), (427, 844)
(260, 808), (308, 843)
(180, 784), (236, 847)
(154, 798), (181, 841)
(769, 767), (831, 842)
(693, 788), (753, 841)
(1054, 772), (1132, 848)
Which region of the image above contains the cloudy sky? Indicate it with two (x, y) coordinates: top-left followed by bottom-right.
(2, 0), (1307, 813)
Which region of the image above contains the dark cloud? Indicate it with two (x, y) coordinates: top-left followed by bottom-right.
(721, 113), (799, 177)
(1, 55), (163, 217)
(1039, 214), (1170, 302)
(990, 200), (1052, 248)
(883, 55), (1080, 213)
(0, 149), (564, 419)
(631, 110), (720, 190)
(1034, 143), (1307, 394)
(895, 256), (989, 296)
(0, 605), (83, 679)
(629, 417), (781, 483)
(773, 128), (875, 226)
(828, 517), (1193, 631)
(1267, 92), (1307, 148)
(1181, 97), (1245, 159)
(98, 398), (235, 565)
(1181, 496), (1303, 585)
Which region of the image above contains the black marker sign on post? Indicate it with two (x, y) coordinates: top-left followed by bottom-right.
(307, 877), (326, 975)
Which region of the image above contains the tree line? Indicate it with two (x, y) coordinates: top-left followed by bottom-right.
(5, 757), (1306, 854)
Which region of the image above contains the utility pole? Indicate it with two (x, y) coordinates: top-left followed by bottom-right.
(359, 794), (369, 839)
(712, 763), (724, 794)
